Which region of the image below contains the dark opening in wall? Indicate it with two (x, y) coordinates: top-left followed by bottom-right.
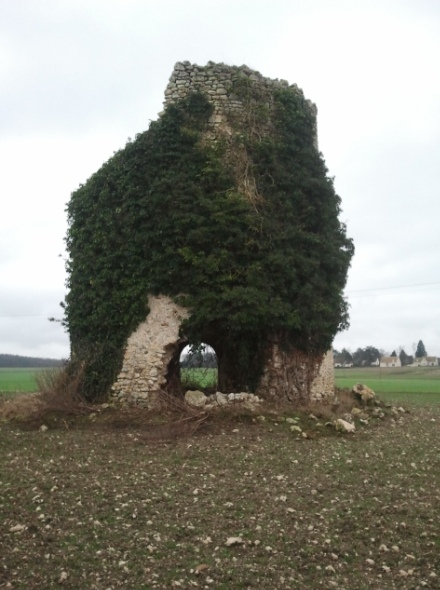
(179, 343), (218, 393)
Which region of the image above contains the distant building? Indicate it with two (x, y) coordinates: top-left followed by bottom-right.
(380, 356), (402, 368)
(333, 355), (353, 368)
(410, 356), (438, 367)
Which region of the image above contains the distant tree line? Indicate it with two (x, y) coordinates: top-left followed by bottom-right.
(180, 346), (218, 369)
(333, 340), (433, 368)
(0, 354), (64, 368)
(333, 346), (383, 367)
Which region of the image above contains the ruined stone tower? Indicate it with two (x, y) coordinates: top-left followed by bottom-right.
(108, 62), (338, 407)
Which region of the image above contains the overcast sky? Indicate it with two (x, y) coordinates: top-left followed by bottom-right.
(1, 0), (439, 360)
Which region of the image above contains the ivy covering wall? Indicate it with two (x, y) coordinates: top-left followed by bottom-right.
(64, 87), (354, 401)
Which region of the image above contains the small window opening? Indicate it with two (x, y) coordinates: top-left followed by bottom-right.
(179, 343), (218, 393)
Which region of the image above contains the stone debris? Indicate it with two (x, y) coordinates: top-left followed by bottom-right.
(214, 391), (228, 406)
(9, 524), (26, 533)
(225, 537), (245, 547)
(352, 383), (376, 404)
(184, 390), (207, 408)
(335, 419), (356, 433)
(341, 412), (355, 423)
(185, 390), (262, 411)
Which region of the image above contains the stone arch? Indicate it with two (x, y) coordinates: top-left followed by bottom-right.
(110, 294), (335, 407)
(179, 342), (218, 393)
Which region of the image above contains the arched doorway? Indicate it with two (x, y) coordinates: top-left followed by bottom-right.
(179, 343), (218, 393)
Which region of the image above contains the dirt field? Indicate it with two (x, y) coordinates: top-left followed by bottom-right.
(1, 397), (440, 589)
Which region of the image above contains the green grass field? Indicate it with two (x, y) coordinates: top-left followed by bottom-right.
(181, 366), (440, 404)
(0, 368), (46, 394)
(180, 367), (218, 389)
(335, 366), (440, 404)
(3, 365), (440, 406)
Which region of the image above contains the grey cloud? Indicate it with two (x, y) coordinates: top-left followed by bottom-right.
(0, 317), (68, 359)
(1, 0), (440, 358)
(0, 2), (170, 136)
(0, 286), (68, 358)
(335, 288), (440, 355)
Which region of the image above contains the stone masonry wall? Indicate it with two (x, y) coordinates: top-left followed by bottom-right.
(256, 346), (335, 403)
(111, 296), (334, 406)
(163, 61), (318, 146)
(311, 350), (335, 401)
(110, 295), (188, 407)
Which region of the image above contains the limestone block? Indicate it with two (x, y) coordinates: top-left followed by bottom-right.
(335, 419), (356, 433)
(214, 392), (228, 406)
(352, 383), (375, 404)
(185, 390), (207, 408)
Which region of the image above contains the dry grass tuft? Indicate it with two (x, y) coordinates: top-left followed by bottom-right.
(0, 367), (94, 427)
(0, 393), (43, 422)
(35, 367), (93, 416)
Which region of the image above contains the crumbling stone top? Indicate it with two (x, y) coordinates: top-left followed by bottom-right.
(163, 61), (317, 142)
